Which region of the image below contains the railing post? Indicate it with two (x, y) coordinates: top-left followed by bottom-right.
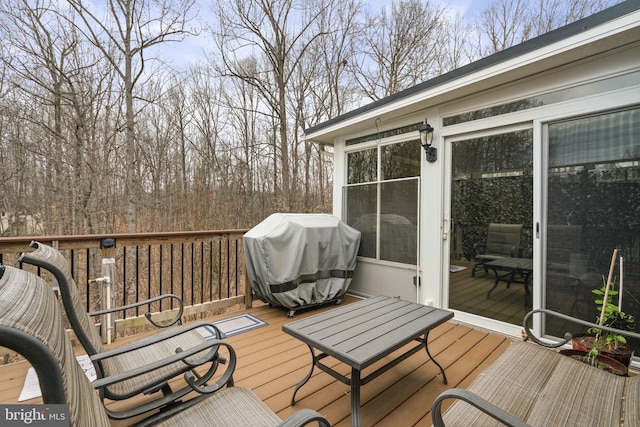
(100, 238), (116, 344)
(238, 237), (252, 309)
(243, 264), (252, 309)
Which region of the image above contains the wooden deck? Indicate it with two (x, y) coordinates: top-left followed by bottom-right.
(0, 295), (515, 426)
(449, 260), (531, 325)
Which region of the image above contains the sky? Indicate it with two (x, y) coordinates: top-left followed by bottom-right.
(164, 0), (490, 70)
(364, 0), (491, 20)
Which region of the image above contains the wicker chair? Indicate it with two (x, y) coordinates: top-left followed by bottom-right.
(18, 241), (229, 421)
(0, 265), (330, 427)
(471, 223), (523, 277)
(432, 309), (640, 426)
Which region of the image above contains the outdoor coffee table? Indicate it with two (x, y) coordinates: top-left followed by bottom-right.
(282, 295), (453, 427)
(484, 257), (534, 300)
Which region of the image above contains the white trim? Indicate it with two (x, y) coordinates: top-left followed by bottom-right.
(440, 49), (639, 120)
(451, 310), (524, 340)
(438, 85), (640, 141)
(442, 123), (534, 337)
(533, 119), (545, 315)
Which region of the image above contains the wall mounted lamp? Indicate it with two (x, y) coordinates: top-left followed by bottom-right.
(419, 120), (436, 162)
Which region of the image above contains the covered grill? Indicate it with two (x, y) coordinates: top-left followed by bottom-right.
(243, 213), (361, 316)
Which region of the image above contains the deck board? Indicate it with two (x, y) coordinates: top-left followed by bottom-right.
(0, 295), (515, 426)
(449, 259), (531, 325)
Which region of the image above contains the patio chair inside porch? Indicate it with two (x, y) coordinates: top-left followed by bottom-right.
(0, 265), (330, 427)
(471, 223), (523, 277)
(18, 241), (230, 421)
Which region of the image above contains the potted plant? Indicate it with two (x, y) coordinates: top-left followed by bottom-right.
(571, 249), (635, 370)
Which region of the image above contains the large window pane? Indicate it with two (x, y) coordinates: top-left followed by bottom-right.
(347, 148), (377, 184)
(449, 129), (533, 326)
(345, 184), (377, 258)
(345, 140), (420, 264)
(381, 140), (420, 180)
(380, 179), (418, 264)
(546, 108), (640, 353)
(549, 109), (640, 167)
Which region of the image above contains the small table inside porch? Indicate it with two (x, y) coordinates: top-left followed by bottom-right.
(484, 257), (534, 302)
(282, 295), (454, 427)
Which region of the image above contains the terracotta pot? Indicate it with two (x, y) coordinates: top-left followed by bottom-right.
(571, 334), (634, 368)
(559, 349), (628, 376)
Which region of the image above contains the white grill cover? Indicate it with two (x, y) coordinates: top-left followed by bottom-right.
(243, 213), (361, 309)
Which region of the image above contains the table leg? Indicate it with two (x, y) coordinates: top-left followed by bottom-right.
(524, 271), (532, 295)
(487, 266), (501, 298)
(351, 367), (361, 427)
(523, 270), (532, 307)
(424, 332), (448, 384)
(291, 344), (316, 406)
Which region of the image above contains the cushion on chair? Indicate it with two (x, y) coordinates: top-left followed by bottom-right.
(153, 387), (283, 427)
(21, 242), (107, 353)
(102, 328), (218, 397)
(441, 341), (637, 427)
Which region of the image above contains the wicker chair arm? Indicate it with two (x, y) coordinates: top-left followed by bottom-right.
(88, 293), (184, 328)
(90, 321), (222, 361)
(276, 409), (331, 427)
(432, 388), (531, 427)
(92, 339), (227, 390)
(183, 341), (237, 394)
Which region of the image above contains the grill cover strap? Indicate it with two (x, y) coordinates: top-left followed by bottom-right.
(269, 270), (354, 294)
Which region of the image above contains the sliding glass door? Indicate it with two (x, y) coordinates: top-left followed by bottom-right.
(448, 128), (533, 325)
(544, 108), (640, 352)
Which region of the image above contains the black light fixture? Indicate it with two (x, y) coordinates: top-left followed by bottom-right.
(419, 120), (436, 162)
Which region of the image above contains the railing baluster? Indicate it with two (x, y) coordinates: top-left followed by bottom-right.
(190, 242), (194, 306)
(200, 241), (204, 305)
(233, 239), (240, 295)
(227, 239), (231, 297)
(145, 245), (150, 318)
(158, 244), (163, 312)
(209, 241), (213, 302)
(218, 240), (222, 300)
(122, 246), (127, 315)
(170, 244), (174, 310)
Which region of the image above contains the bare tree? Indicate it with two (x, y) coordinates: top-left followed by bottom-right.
(66, 0), (199, 231)
(0, 0), (623, 237)
(351, 0), (448, 101)
(433, 12), (475, 75)
(217, 60), (270, 224)
(474, 0), (620, 56)
(476, 0), (530, 55)
(210, 0), (337, 210)
(307, 0), (363, 119)
(0, 0), (117, 234)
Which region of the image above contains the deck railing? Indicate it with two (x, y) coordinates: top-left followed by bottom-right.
(0, 230), (251, 342)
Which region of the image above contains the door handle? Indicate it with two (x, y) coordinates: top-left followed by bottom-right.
(443, 218), (449, 240)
